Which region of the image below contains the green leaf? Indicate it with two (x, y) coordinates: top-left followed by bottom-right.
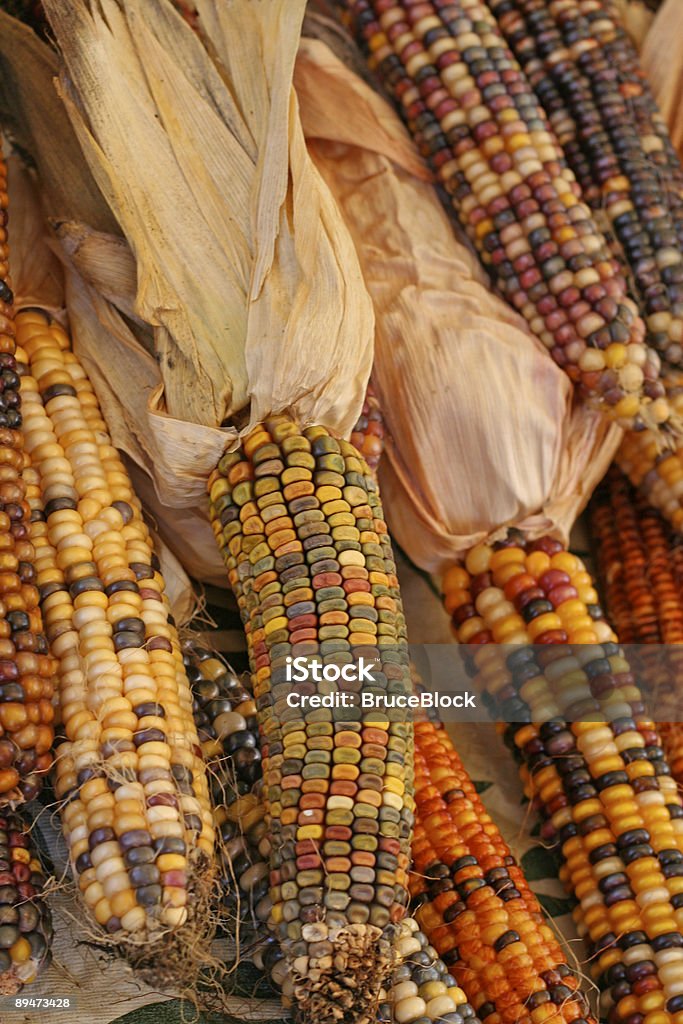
(473, 780), (492, 794)
(108, 1001), (217, 1024)
(520, 845), (561, 882)
(537, 893), (575, 919)
(109, 999), (289, 1024)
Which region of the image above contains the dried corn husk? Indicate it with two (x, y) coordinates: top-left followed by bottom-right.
(641, 0), (683, 159)
(41, 0), (373, 439)
(296, 40), (623, 574)
(5, 156), (64, 315)
(0, 9), (116, 233)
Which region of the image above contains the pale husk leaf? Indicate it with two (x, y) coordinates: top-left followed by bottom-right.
(42, 0), (374, 442)
(297, 41), (623, 573)
(148, 527), (197, 627)
(55, 221), (143, 328)
(641, 0), (683, 159)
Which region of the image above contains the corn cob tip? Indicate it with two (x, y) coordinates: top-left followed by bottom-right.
(107, 845), (218, 992)
(290, 922), (392, 1024)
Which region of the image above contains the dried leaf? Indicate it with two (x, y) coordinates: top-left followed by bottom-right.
(53, 222), (142, 326)
(641, 0), (683, 159)
(43, 0), (374, 440)
(0, 9), (117, 233)
(294, 34), (429, 181)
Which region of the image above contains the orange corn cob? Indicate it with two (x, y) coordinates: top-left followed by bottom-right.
(590, 464), (683, 782)
(412, 718), (595, 1024)
(442, 532), (683, 1021)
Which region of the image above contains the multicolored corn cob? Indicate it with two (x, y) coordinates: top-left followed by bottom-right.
(351, 385), (385, 474)
(0, 809), (52, 995)
(589, 465), (683, 781)
(14, 307), (215, 969)
(0, 157), (54, 806)
(442, 533), (683, 1023)
(185, 645), (271, 931)
(208, 416), (414, 1024)
(343, 0), (669, 430)
(488, 0), (683, 369)
(411, 718), (595, 1024)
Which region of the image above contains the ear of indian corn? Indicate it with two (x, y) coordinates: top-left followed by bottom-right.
(208, 415), (414, 1024)
(0, 157), (54, 806)
(411, 717), (596, 1024)
(185, 644), (271, 932)
(589, 464), (683, 783)
(442, 532), (683, 1023)
(0, 808), (53, 995)
(190, 640), (480, 1024)
(342, 0), (669, 430)
(14, 306), (215, 972)
(487, 0), (683, 369)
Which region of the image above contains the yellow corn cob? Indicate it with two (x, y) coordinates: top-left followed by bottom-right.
(14, 307), (215, 976)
